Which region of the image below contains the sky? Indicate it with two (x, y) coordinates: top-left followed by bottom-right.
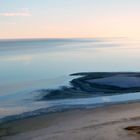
(0, 0), (140, 39)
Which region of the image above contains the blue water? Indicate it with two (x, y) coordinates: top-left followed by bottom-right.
(0, 38), (140, 119)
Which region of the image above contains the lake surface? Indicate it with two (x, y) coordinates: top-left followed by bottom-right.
(0, 38), (140, 119)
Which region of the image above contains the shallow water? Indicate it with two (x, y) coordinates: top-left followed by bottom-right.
(0, 38), (140, 119)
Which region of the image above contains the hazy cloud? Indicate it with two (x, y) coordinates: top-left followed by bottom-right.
(0, 8), (31, 17)
(0, 12), (31, 17)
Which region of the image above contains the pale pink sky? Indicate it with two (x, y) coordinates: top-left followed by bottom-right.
(0, 0), (140, 39)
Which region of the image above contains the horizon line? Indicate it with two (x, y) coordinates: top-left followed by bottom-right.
(0, 36), (127, 41)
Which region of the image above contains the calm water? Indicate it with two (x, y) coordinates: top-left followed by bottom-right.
(0, 38), (140, 119)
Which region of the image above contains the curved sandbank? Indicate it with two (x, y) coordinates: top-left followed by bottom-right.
(40, 72), (140, 100)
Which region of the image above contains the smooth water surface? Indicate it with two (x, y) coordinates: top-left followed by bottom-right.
(0, 38), (140, 118)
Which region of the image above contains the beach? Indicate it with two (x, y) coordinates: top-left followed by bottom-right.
(1, 0), (140, 139)
(1, 102), (140, 140)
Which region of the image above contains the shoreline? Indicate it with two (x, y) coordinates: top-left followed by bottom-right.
(2, 72), (140, 139)
(1, 91), (140, 125)
(1, 72), (140, 123)
(1, 101), (140, 140)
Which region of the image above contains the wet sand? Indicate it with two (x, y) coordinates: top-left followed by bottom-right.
(1, 102), (140, 140)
